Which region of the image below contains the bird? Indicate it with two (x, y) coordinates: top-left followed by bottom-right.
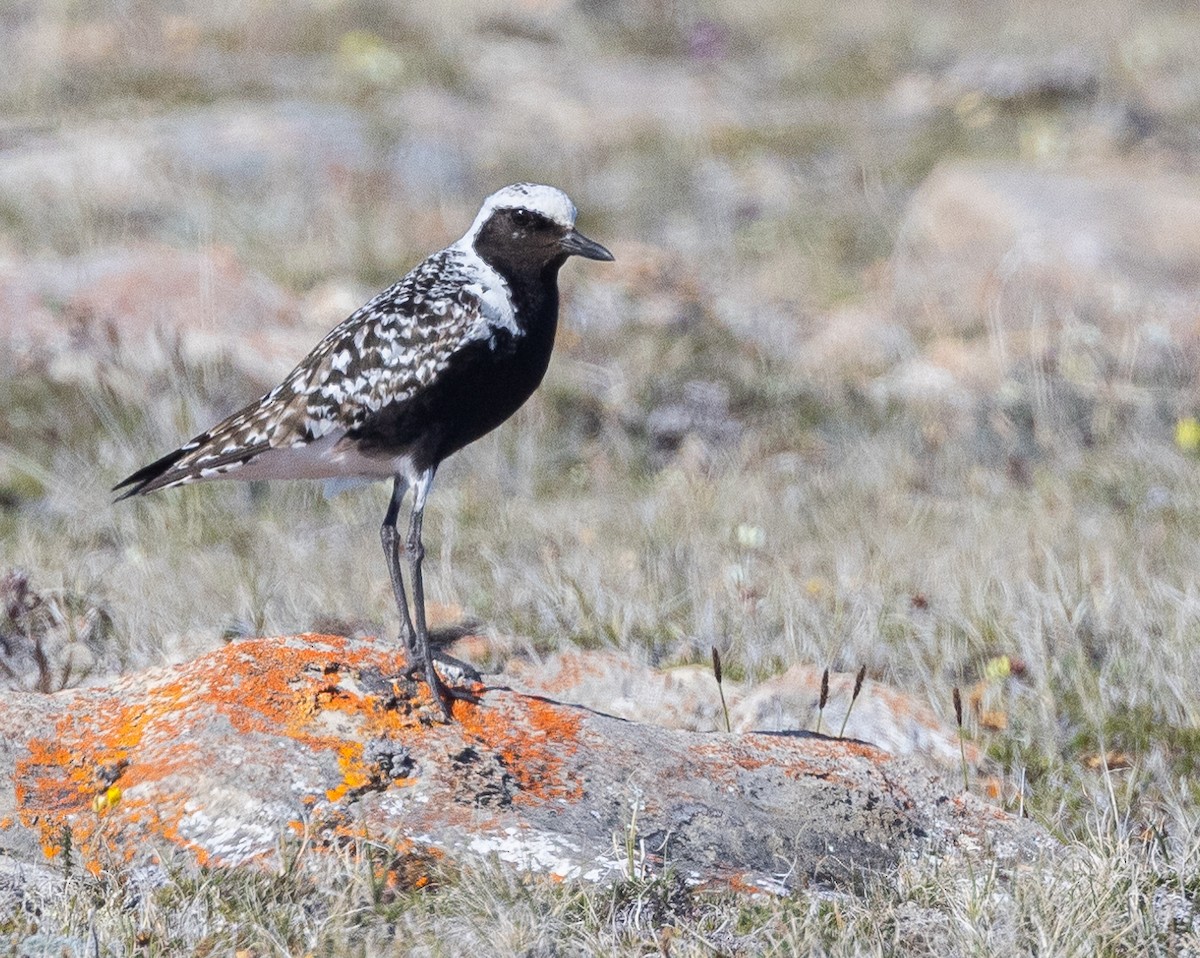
(114, 183), (614, 720)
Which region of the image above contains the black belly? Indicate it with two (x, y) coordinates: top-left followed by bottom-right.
(348, 325), (555, 473)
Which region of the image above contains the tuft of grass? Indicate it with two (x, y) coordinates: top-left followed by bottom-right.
(711, 646), (732, 732)
(815, 667), (830, 735)
(953, 686), (969, 792)
(838, 664), (867, 739)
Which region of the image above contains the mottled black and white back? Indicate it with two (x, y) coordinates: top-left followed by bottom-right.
(116, 183), (613, 721)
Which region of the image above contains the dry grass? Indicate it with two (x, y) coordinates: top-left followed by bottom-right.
(4, 810), (1198, 955)
(4, 0), (1200, 951)
(6, 326), (1200, 951)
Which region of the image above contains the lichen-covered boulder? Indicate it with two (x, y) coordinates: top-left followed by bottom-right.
(0, 633), (1050, 892)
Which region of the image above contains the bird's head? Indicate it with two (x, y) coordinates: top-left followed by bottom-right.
(464, 183), (614, 279)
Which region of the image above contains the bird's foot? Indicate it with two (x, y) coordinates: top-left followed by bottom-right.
(397, 634), (482, 684)
(403, 655), (482, 722)
(427, 668), (481, 722)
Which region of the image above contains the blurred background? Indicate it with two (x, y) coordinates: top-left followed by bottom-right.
(2, 0), (1200, 836)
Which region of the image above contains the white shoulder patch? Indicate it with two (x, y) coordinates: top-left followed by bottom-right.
(451, 244), (520, 344)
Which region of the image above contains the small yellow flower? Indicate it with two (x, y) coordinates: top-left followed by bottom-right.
(1176, 417), (1200, 452)
(91, 784), (122, 813)
(983, 655), (1011, 681)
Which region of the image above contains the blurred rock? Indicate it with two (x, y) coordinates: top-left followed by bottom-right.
(923, 336), (1010, 391)
(798, 306), (915, 383)
(642, 380), (742, 466)
(0, 633), (1053, 892)
(869, 358), (970, 409)
(893, 162), (1200, 382)
(0, 101), (375, 211)
(0, 245), (307, 382)
(730, 665), (984, 770)
(501, 649), (985, 773)
(59, 245), (294, 343)
(944, 49), (1099, 106)
(0, 101), (405, 260)
(154, 101), (373, 193)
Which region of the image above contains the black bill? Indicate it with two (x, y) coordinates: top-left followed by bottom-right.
(560, 229), (615, 261)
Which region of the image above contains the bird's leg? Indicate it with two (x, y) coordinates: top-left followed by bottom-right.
(380, 477), (416, 652)
(405, 470), (478, 720)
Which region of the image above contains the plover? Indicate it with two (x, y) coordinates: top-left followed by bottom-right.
(115, 183), (614, 719)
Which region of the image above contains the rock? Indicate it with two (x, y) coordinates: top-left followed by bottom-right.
(0, 633), (1050, 893)
(0, 245), (306, 381)
(730, 665), (985, 770)
(501, 649), (984, 772)
(944, 49), (1099, 106)
(502, 649), (731, 732)
(892, 163), (1200, 374)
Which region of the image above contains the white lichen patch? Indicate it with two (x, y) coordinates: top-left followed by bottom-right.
(412, 826), (629, 883)
(178, 796), (292, 867)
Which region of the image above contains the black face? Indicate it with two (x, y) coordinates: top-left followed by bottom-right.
(474, 207), (568, 279)
(474, 207), (614, 282)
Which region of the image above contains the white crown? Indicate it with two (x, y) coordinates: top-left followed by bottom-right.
(462, 183), (578, 243)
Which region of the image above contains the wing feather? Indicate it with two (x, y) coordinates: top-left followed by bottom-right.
(114, 246), (506, 496)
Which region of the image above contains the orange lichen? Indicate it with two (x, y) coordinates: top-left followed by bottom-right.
(326, 743), (371, 802)
(10, 634), (442, 873)
(726, 873), (772, 896)
(452, 693), (585, 803)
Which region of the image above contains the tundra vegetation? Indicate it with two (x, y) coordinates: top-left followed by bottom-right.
(2, 0), (1200, 953)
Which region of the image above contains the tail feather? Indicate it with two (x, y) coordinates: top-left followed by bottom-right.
(113, 434), (274, 499)
(114, 391), (284, 500)
(113, 445), (194, 499)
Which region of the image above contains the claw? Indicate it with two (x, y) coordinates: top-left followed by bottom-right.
(404, 659), (481, 720)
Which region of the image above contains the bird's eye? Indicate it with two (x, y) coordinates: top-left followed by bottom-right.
(511, 209), (531, 227)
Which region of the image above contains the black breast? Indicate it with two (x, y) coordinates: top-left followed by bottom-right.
(348, 273), (560, 473)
